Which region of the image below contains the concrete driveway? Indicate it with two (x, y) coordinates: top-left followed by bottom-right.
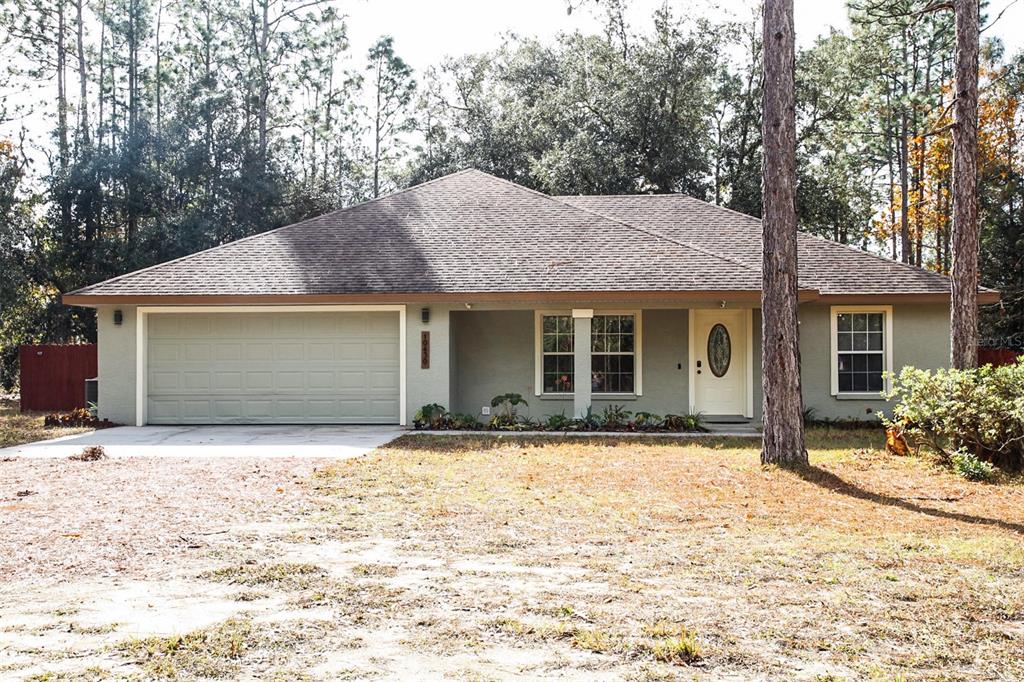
(0, 424), (405, 459)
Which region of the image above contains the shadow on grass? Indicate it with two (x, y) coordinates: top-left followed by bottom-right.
(796, 465), (1024, 536)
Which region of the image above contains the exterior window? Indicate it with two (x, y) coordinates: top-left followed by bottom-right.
(541, 315), (574, 393)
(591, 314), (635, 393)
(836, 311), (885, 393)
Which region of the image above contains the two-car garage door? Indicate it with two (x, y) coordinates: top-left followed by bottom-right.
(146, 311), (400, 424)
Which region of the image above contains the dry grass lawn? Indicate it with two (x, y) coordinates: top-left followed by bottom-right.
(2, 428), (1022, 680)
(0, 398), (91, 449)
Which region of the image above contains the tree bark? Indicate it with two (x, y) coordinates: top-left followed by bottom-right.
(899, 28), (911, 263)
(75, 0), (89, 148)
(760, 0), (806, 466)
(949, 0), (979, 369)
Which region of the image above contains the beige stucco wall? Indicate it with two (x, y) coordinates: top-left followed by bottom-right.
(799, 302), (950, 421)
(87, 299), (951, 426)
(95, 304), (138, 424)
(450, 308), (691, 419)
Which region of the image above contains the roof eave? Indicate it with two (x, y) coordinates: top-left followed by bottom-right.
(63, 289), (820, 307)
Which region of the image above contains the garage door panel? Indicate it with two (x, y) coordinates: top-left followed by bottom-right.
(245, 317), (275, 336)
(184, 343), (211, 361)
(274, 342), (305, 361)
(246, 400), (275, 419)
(182, 317), (213, 336)
(370, 399), (400, 418)
(182, 400), (212, 420)
(214, 343), (242, 361)
(337, 342), (367, 361)
(369, 341), (399, 361)
(149, 399), (180, 421)
(307, 343), (335, 361)
(150, 342), (180, 362)
(212, 372), (242, 390)
(182, 372), (210, 390)
(308, 371), (336, 389)
(246, 371), (274, 390)
(246, 343), (273, 361)
(147, 311), (400, 424)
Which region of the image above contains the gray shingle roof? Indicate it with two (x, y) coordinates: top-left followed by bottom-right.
(68, 168), (985, 300)
(557, 194), (967, 297)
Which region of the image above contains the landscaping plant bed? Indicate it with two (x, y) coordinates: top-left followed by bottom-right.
(413, 395), (707, 433)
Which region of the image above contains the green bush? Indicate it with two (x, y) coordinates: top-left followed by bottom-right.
(599, 404), (632, 429)
(449, 413), (482, 430)
(662, 412), (704, 432)
(413, 403), (449, 430)
(544, 412), (573, 431)
(489, 393), (529, 428)
(632, 412), (663, 431)
(950, 450), (997, 482)
(883, 361), (1024, 472)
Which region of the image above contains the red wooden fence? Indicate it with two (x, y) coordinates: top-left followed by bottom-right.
(978, 347), (1021, 367)
(19, 344), (98, 413)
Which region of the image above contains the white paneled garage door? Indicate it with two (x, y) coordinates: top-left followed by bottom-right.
(146, 311), (401, 424)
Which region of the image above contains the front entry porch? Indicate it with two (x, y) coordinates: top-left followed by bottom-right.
(436, 304), (762, 425)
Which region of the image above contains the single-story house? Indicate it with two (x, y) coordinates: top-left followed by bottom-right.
(63, 169), (998, 427)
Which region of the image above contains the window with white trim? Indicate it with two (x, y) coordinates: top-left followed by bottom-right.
(591, 314), (636, 393)
(835, 311), (886, 393)
(541, 314), (574, 393)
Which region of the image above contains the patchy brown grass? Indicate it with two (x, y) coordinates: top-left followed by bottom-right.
(0, 398), (90, 449)
(302, 430), (1024, 680)
(4, 428), (1022, 680)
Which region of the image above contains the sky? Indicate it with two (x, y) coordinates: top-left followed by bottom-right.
(342, 0), (1024, 74)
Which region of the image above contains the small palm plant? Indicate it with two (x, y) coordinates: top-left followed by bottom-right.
(489, 393), (529, 429)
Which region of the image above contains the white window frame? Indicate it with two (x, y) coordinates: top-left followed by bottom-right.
(535, 310), (576, 396)
(829, 305), (893, 397)
(533, 309), (643, 397)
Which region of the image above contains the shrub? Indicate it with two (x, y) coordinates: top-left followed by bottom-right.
(448, 413), (482, 430)
(413, 403), (449, 430)
(544, 412), (572, 431)
(490, 393), (528, 428)
(662, 412), (704, 432)
(883, 361), (1024, 472)
(950, 450), (997, 482)
(44, 408), (115, 429)
(632, 412), (663, 431)
(599, 404), (631, 430)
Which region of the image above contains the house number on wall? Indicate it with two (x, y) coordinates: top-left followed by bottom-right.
(421, 331), (430, 369)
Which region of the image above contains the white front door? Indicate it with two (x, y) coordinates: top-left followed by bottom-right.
(692, 309), (748, 416)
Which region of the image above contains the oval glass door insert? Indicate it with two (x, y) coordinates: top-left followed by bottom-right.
(707, 323), (731, 377)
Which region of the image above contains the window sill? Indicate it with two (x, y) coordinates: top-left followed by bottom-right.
(536, 393), (640, 401)
(833, 393), (886, 400)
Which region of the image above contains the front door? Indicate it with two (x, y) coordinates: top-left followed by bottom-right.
(693, 309), (747, 416)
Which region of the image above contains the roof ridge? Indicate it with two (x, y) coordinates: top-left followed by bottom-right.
(474, 172), (767, 280)
(69, 169), (481, 295)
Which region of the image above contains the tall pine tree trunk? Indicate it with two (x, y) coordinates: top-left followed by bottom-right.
(949, 0), (979, 369)
(760, 0), (806, 466)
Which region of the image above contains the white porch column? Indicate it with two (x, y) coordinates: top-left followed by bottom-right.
(572, 309), (593, 418)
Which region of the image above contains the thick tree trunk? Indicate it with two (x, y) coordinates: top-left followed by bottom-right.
(760, 0), (806, 466)
(949, 0), (979, 369)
